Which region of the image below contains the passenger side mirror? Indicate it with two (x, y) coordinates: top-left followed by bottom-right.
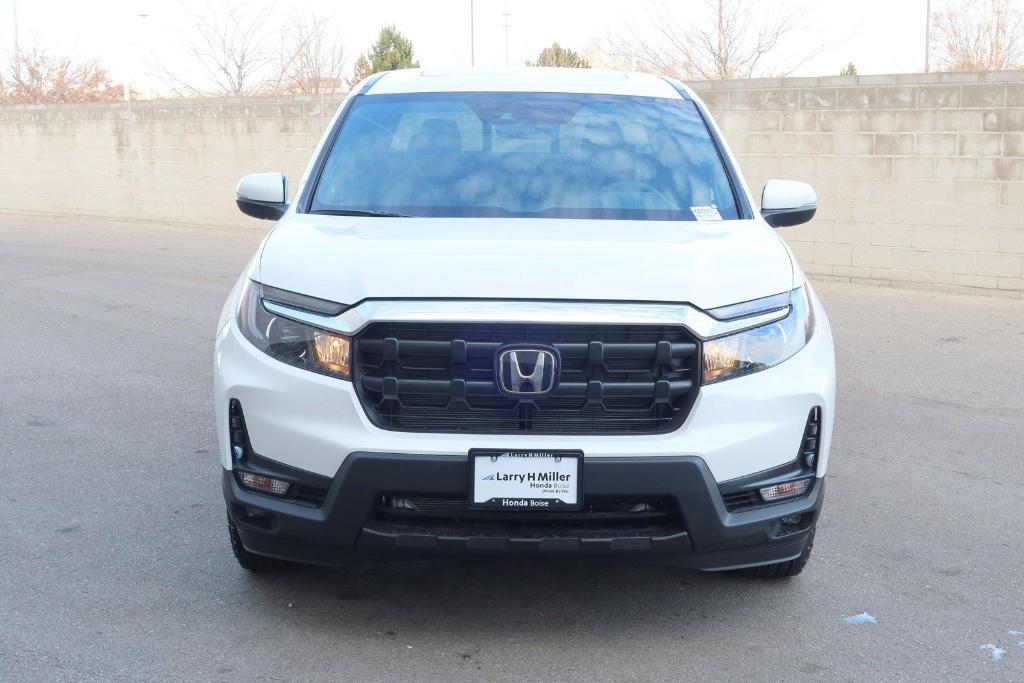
(236, 172), (288, 220)
(760, 179), (817, 228)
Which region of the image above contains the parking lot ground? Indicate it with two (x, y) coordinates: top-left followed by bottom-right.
(1, 214), (1022, 681)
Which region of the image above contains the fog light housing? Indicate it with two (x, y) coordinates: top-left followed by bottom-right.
(388, 496), (418, 510)
(238, 471), (290, 496)
(759, 478), (812, 503)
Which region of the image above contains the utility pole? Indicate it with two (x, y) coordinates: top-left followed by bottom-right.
(924, 0), (931, 72)
(11, 0), (19, 57)
(502, 1), (510, 67)
(717, 0), (725, 79)
(469, 0), (475, 67)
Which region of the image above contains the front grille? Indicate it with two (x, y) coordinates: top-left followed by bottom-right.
(371, 494), (685, 538)
(352, 322), (700, 434)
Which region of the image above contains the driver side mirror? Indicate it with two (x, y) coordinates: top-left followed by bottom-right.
(761, 179), (817, 228)
(236, 172), (288, 220)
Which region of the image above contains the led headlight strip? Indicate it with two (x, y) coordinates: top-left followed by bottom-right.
(237, 280), (351, 379)
(702, 287), (814, 384)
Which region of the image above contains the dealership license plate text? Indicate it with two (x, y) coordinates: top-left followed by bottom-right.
(472, 451), (580, 508)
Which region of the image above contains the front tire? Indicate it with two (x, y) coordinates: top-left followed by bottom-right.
(227, 514), (294, 573)
(735, 525), (816, 578)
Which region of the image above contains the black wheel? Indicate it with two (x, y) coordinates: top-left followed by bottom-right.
(735, 525), (815, 579)
(227, 514), (293, 573)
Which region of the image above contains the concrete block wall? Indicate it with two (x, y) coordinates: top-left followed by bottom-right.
(690, 71), (1024, 298)
(0, 95), (343, 227)
(2, 71), (1023, 298)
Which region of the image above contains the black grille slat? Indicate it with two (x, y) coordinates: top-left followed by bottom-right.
(361, 376), (499, 397)
(355, 338), (697, 373)
(352, 322), (700, 435)
(360, 376), (693, 401)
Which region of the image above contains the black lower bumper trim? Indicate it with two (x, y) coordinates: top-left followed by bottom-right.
(224, 452), (824, 570)
(358, 523), (691, 555)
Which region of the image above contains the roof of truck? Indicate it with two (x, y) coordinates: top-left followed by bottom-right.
(364, 67), (690, 99)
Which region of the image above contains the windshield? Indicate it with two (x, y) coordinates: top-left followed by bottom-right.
(310, 92), (740, 221)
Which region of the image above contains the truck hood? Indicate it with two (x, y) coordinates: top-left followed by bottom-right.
(257, 215), (795, 311)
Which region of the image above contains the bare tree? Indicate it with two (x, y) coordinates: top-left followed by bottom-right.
(602, 0), (823, 80)
(152, 2), (278, 96)
(932, 0), (1024, 71)
(1, 46), (123, 104)
(273, 14), (348, 94)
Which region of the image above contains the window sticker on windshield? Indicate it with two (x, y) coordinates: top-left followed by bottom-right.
(690, 206), (723, 221)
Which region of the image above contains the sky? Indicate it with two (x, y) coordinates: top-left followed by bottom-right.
(0, 0), (997, 93)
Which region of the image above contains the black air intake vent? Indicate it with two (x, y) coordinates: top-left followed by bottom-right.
(721, 489), (762, 512)
(801, 406), (822, 468)
(228, 399), (251, 462)
(292, 484), (330, 507)
(352, 322), (701, 435)
(371, 495), (686, 537)
(377, 495), (677, 521)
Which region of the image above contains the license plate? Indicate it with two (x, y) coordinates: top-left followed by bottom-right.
(470, 449), (582, 511)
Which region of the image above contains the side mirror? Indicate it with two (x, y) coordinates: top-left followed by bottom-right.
(236, 172), (288, 220)
(761, 179), (817, 228)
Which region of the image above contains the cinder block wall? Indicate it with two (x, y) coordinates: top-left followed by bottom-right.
(690, 71), (1024, 298)
(0, 95), (343, 227)
(2, 71), (1023, 298)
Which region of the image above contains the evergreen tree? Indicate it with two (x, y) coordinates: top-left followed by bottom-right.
(528, 42), (591, 68)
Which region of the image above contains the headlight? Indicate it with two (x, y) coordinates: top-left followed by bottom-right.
(703, 287), (814, 384)
(237, 279), (351, 379)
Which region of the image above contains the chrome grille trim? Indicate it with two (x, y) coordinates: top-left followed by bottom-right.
(261, 299), (790, 340)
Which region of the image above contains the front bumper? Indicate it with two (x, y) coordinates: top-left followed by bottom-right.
(216, 287), (835, 569)
(213, 291), (836, 484)
(225, 453), (824, 570)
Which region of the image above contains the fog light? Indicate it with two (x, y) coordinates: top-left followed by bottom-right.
(759, 478), (812, 502)
(389, 497), (418, 510)
(238, 472), (290, 496)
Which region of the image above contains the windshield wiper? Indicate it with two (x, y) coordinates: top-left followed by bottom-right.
(310, 209), (410, 218)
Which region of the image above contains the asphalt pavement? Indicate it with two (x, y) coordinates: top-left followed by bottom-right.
(1, 214), (1022, 681)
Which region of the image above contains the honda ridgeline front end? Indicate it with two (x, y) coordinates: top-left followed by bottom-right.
(215, 68), (836, 577)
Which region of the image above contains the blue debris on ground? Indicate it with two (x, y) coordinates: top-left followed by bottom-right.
(979, 644), (1006, 662)
(842, 612), (877, 625)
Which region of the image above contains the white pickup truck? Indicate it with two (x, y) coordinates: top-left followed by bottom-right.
(215, 68), (835, 579)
